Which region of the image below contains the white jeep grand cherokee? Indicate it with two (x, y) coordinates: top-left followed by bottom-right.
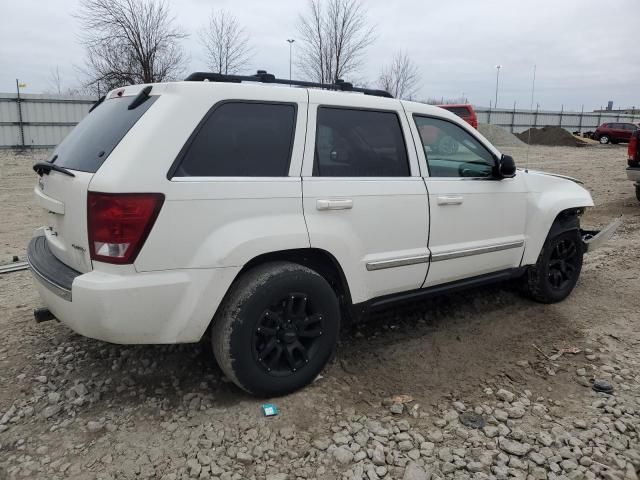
(28, 71), (619, 396)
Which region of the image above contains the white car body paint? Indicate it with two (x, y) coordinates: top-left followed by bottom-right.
(29, 81), (599, 344)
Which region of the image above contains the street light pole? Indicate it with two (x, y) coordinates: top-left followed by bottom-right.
(286, 39), (295, 82)
(494, 65), (502, 109)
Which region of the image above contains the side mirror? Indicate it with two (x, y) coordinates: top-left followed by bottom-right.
(498, 154), (516, 178)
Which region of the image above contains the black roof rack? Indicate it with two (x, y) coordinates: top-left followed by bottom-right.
(184, 70), (394, 99)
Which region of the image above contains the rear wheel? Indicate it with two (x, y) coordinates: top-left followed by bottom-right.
(211, 262), (340, 397)
(599, 135), (610, 144)
(524, 229), (583, 303)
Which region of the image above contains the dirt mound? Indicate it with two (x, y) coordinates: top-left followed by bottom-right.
(478, 123), (526, 147)
(516, 126), (589, 147)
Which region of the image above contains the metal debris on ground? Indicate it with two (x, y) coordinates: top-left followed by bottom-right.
(0, 261), (29, 274)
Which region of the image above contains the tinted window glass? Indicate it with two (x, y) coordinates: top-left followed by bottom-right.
(414, 116), (495, 178)
(314, 108), (409, 177)
(52, 96), (157, 173)
(175, 102), (296, 177)
(441, 106), (470, 117)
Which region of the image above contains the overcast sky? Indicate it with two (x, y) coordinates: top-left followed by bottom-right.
(1, 0), (638, 111)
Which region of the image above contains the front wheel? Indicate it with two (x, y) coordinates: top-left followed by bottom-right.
(211, 261), (340, 397)
(599, 135), (610, 144)
(524, 229), (584, 303)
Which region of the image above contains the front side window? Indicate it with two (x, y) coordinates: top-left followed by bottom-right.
(174, 102), (296, 177)
(314, 107), (410, 177)
(414, 116), (495, 178)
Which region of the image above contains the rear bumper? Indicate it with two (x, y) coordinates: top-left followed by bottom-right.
(27, 236), (80, 302)
(627, 167), (640, 183)
(27, 233), (241, 344)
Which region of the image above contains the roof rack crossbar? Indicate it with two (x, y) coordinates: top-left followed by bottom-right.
(184, 70), (394, 98)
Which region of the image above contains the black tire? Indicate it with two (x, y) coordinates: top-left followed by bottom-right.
(524, 229), (583, 304)
(211, 261), (340, 397)
(599, 135), (609, 144)
(635, 185), (640, 202)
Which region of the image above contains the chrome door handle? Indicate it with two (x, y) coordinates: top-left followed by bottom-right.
(437, 195), (464, 205)
(316, 199), (353, 211)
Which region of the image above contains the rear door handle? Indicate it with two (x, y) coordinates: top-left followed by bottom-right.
(316, 199), (353, 211)
(437, 195), (464, 205)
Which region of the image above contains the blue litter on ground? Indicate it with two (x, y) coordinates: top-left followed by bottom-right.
(262, 404), (279, 417)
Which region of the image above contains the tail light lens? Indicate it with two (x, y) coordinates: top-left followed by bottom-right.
(87, 192), (164, 264)
(629, 134), (638, 166)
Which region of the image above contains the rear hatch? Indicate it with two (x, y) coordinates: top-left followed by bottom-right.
(34, 90), (158, 273)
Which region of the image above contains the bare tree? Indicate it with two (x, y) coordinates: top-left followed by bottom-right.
(199, 10), (252, 75)
(378, 51), (420, 100)
(47, 66), (63, 94)
(297, 0), (375, 84)
(76, 0), (187, 91)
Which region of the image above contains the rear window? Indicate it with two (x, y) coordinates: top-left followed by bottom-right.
(172, 102), (296, 177)
(51, 95), (157, 173)
(441, 106), (471, 118)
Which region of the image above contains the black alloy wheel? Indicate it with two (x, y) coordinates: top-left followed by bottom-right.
(252, 293), (325, 376)
(211, 261), (340, 396)
(547, 238), (580, 290)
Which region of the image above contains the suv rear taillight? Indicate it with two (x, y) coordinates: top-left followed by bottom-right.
(628, 133), (638, 166)
(88, 192), (164, 264)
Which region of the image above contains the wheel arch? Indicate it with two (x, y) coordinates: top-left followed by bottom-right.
(521, 206), (585, 266)
(237, 248), (353, 307)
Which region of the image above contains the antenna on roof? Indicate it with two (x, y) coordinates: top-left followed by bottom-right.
(525, 64), (536, 173)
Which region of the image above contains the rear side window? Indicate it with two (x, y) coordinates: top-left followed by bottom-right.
(441, 106), (471, 117)
(173, 102), (296, 177)
(314, 107), (409, 177)
(52, 96), (157, 173)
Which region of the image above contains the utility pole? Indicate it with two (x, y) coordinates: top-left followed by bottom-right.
(286, 39), (295, 82)
(16, 79), (25, 148)
(494, 65), (502, 109)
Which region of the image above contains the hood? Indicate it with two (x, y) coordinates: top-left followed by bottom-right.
(519, 168), (583, 185)
(521, 169), (594, 208)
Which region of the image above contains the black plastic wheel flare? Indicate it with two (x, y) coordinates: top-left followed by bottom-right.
(548, 238), (579, 290)
(252, 293), (325, 376)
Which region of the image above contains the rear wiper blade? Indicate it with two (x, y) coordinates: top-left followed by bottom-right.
(128, 85), (152, 110)
(33, 161), (75, 177)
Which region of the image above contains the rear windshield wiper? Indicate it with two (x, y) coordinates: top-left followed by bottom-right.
(128, 85), (152, 110)
(33, 161), (75, 177)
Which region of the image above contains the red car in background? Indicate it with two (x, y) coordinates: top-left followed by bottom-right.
(437, 104), (478, 129)
(593, 122), (639, 144)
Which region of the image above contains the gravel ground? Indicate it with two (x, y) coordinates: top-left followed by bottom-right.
(1, 145), (639, 480)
